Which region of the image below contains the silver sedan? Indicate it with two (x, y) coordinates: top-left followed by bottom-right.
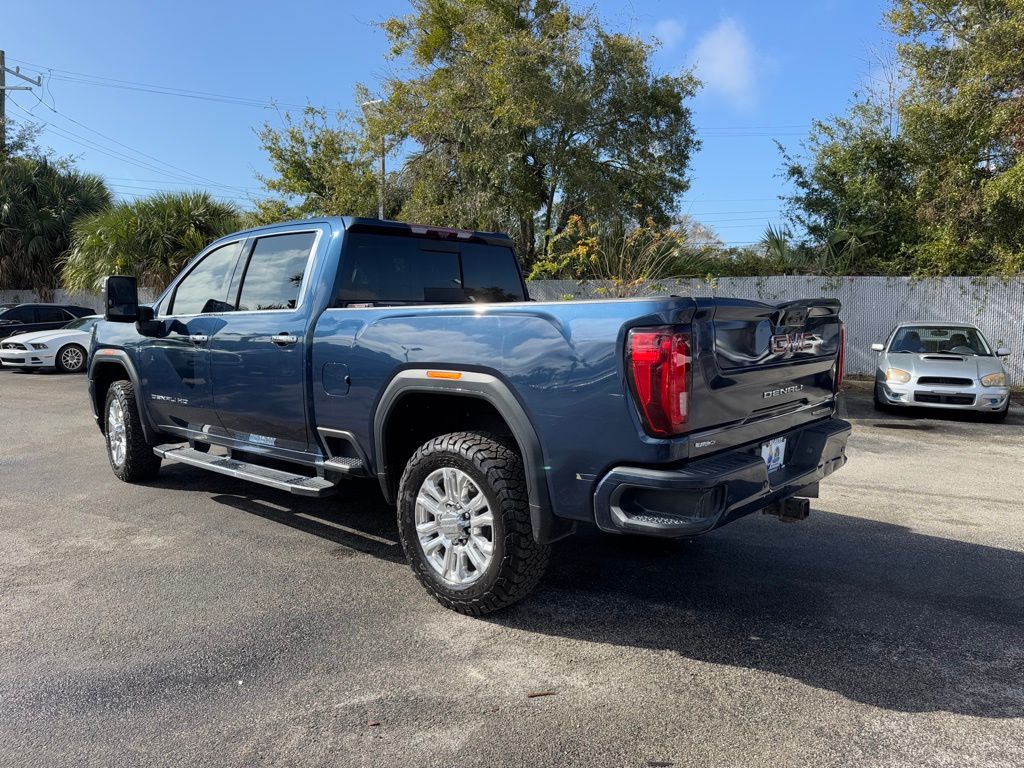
(872, 322), (1012, 420)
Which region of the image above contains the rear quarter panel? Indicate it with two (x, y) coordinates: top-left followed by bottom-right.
(311, 297), (698, 521)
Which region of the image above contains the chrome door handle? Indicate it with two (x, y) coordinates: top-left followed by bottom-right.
(188, 334), (209, 345)
(271, 333), (299, 346)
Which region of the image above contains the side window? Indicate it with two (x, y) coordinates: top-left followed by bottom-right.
(168, 241), (243, 315)
(337, 234), (462, 304)
(237, 232), (316, 311)
(460, 243), (525, 302)
(3, 306), (35, 323)
(38, 307), (69, 323)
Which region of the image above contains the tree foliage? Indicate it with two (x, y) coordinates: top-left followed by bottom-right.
(0, 155), (111, 296)
(251, 107), (387, 224)
(783, 0), (1024, 276)
(373, 0), (698, 264)
(781, 100), (920, 275)
(890, 0), (1024, 274)
(62, 191), (241, 293)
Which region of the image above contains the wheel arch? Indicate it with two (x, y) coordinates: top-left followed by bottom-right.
(373, 370), (574, 545)
(89, 352), (157, 442)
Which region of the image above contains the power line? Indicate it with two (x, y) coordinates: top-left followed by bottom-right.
(8, 57), (308, 110)
(8, 98), (235, 187)
(18, 88), (248, 190)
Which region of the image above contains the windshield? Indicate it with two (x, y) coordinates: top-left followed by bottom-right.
(889, 325), (991, 356)
(63, 317), (99, 331)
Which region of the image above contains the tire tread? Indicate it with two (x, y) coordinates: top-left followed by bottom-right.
(397, 431), (550, 615)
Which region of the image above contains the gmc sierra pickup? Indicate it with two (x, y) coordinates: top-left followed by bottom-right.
(90, 217), (851, 614)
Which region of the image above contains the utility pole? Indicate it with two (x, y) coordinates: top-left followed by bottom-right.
(361, 98), (385, 220)
(0, 51), (43, 155)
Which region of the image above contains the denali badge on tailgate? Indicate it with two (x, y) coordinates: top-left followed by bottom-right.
(763, 384), (804, 399)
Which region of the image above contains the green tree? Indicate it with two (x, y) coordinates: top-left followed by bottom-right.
(62, 191), (241, 293)
(0, 155), (111, 297)
(889, 0), (1024, 274)
(780, 99), (920, 275)
(252, 107), (383, 223)
(375, 0), (699, 264)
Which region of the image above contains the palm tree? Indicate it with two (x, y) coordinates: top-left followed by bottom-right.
(0, 157), (111, 298)
(63, 191), (242, 293)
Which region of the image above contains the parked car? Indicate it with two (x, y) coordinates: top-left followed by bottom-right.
(88, 217), (851, 614)
(0, 315), (101, 373)
(872, 322), (1011, 420)
(0, 303), (95, 340)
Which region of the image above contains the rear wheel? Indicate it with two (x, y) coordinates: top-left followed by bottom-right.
(105, 381), (161, 482)
(397, 432), (550, 615)
(55, 343), (87, 373)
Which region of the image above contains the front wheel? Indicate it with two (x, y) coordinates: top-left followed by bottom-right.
(105, 381), (161, 482)
(56, 343), (87, 373)
(397, 432), (550, 615)
(873, 383), (889, 412)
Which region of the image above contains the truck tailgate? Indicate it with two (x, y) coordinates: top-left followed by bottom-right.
(686, 296), (842, 448)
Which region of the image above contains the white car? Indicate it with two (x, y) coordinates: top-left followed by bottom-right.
(871, 322), (1012, 420)
(0, 315), (101, 373)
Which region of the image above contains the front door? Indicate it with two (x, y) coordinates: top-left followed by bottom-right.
(210, 229), (321, 454)
(140, 240), (245, 432)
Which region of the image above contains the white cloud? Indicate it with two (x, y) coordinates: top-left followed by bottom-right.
(653, 18), (686, 51)
(691, 18), (759, 110)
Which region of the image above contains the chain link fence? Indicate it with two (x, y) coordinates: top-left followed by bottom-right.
(5, 276), (1022, 381)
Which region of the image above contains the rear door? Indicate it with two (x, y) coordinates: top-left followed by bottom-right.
(209, 228), (322, 453)
(36, 306), (74, 332)
(688, 297), (842, 435)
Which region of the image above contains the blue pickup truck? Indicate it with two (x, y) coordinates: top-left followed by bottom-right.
(90, 217), (851, 614)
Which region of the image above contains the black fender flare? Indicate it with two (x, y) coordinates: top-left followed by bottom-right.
(88, 350), (159, 444)
(373, 369), (574, 545)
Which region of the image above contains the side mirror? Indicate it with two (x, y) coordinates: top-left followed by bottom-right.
(997, 346), (1011, 357)
(135, 305), (163, 337)
(871, 343), (884, 352)
(103, 276), (139, 322)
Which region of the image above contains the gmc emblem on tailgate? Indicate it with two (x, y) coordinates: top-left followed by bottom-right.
(770, 332), (813, 354)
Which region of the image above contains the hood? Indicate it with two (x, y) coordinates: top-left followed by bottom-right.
(886, 352), (1005, 380)
(1, 328), (89, 346)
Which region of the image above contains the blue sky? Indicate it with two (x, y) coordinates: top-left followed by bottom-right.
(5, 0), (891, 246)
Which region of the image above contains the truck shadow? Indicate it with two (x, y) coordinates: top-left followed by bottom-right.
(495, 514), (1024, 718)
(154, 464), (1023, 718)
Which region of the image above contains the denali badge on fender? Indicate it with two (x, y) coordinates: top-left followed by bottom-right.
(763, 384), (804, 399)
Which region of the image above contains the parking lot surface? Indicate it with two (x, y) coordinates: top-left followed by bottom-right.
(1, 368), (1022, 768)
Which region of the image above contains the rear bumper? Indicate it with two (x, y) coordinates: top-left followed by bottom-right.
(594, 417), (851, 538)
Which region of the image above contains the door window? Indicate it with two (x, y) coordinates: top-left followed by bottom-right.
(1, 306), (36, 323)
(168, 241), (244, 315)
(237, 232), (316, 311)
(37, 307), (70, 323)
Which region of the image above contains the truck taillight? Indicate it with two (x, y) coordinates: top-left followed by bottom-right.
(627, 328), (691, 437)
(836, 322), (846, 390)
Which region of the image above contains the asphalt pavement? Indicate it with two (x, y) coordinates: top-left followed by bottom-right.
(1, 368), (1022, 767)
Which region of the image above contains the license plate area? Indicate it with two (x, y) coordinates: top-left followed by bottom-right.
(761, 436), (787, 473)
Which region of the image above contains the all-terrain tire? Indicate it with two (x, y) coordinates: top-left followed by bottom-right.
(397, 431), (550, 615)
(104, 380), (161, 483)
(55, 343), (87, 373)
